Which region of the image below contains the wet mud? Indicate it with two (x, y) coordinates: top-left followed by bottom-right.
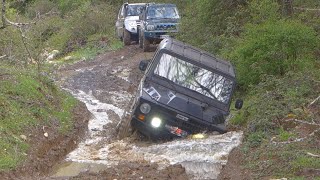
(49, 45), (243, 180)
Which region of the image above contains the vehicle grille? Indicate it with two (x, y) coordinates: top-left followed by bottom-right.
(149, 106), (209, 133)
(155, 24), (177, 31)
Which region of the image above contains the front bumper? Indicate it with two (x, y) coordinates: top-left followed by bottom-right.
(131, 103), (227, 139)
(144, 31), (178, 40)
(131, 116), (175, 139)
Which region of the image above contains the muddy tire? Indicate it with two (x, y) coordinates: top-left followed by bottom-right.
(117, 112), (133, 139)
(142, 35), (150, 52)
(123, 29), (131, 46)
(117, 97), (136, 139)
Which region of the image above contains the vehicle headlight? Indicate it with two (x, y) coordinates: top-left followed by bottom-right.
(146, 25), (155, 31)
(140, 103), (151, 114)
(151, 117), (162, 128)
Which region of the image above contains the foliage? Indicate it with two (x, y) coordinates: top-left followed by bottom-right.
(249, 0), (280, 23)
(228, 19), (318, 87)
(243, 142), (320, 179)
(237, 71), (319, 136)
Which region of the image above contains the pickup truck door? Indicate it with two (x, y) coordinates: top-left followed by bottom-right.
(116, 5), (125, 38)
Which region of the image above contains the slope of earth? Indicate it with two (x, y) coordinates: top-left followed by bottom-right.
(0, 98), (91, 180)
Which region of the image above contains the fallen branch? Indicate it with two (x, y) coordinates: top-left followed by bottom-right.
(307, 152), (320, 158)
(294, 7), (320, 11)
(271, 129), (320, 145)
(309, 95), (320, 108)
(0, 54), (6, 59)
(4, 17), (36, 28)
(284, 119), (320, 126)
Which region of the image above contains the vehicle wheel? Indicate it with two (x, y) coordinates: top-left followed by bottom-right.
(123, 29), (131, 46)
(117, 112), (133, 139)
(116, 97), (136, 139)
(142, 35), (150, 52)
(139, 30), (143, 48)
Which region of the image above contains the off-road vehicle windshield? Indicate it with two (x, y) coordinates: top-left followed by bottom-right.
(146, 6), (179, 19)
(126, 5), (144, 16)
(153, 53), (233, 104)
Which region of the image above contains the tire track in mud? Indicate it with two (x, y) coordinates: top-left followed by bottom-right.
(49, 46), (243, 180)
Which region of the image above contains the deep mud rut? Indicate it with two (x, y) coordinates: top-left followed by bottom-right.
(48, 45), (243, 180)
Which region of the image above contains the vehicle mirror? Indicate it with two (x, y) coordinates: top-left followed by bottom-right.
(139, 60), (150, 71)
(235, 99), (243, 110)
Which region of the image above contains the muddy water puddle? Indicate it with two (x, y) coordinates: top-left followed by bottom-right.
(52, 65), (243, 179)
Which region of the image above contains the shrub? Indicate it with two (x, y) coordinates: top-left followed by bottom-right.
(229, 20), (318, 87)
(238, 71), (319, 136)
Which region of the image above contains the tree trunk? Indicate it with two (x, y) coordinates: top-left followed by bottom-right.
(1, 0), (6, 28)
(282, 0), (294, 16)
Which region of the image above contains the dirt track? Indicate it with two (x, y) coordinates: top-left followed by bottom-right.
(46, 45), (243, 180)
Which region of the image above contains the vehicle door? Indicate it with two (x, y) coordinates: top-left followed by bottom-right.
(116, 4), (126, 38)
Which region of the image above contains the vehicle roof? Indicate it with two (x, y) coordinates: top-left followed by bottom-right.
(125, 3), (146, 6)
(147, 3), (177, 7)
(158, 38), (235, 78)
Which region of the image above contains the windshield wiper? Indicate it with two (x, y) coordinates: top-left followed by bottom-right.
(154, 75), (177, 93)
(194, 80), (217, 100)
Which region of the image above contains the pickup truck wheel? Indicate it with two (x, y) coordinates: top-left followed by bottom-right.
(142, 35), (150, 52)
(139, 30), (143, 48)
(123, 29), (131, 46)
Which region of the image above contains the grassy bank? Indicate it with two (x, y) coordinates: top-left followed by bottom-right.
(0, 65), (77, 170)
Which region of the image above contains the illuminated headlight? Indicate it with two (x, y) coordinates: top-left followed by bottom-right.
(146, 25), (155, 31)
(151, 117), (162, 128)
(140, 103), (151, 114)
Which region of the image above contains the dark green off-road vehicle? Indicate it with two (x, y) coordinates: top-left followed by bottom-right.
(118, 38), (243, 140)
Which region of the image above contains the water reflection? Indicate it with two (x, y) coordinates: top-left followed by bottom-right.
(154, 53), (233, 104)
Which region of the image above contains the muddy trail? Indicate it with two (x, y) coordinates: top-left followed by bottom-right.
(48, 45), (243, 180)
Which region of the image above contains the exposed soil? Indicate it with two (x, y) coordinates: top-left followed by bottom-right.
(217, 147), (252, 180)
(0, 102), (91, 180)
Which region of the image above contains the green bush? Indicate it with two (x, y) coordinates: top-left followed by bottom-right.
(238, 71), (319, 137)
(229, 20), (318, 87)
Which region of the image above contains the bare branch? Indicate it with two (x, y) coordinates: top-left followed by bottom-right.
(284, 119), (320, 126)
(271, 128), (320, 145)
(1, 0), (36, 29)
(5, 16), (36, 28)
(294, 7), (320, 11)
(0, 54), (6, 59)
(19, 27), (33, 63)
(309, 95), (320, 108)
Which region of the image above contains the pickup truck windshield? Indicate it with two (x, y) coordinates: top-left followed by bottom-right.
(127, 5), (144, 16)
(147, 6), (179, 19)
(153, 53), (233, 104)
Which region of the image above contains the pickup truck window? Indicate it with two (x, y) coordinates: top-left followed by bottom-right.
(127, 5), (144, 16)
(147, 6), (179, 19)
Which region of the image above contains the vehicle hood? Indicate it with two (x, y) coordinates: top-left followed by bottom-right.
(125, 16), (140, 21)
(146, 19), (179, 24)
(142, 82), (226, 124)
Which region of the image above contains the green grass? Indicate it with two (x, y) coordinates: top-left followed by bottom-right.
(242, 141), (320, 179)
(0, 66), (77, 170)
